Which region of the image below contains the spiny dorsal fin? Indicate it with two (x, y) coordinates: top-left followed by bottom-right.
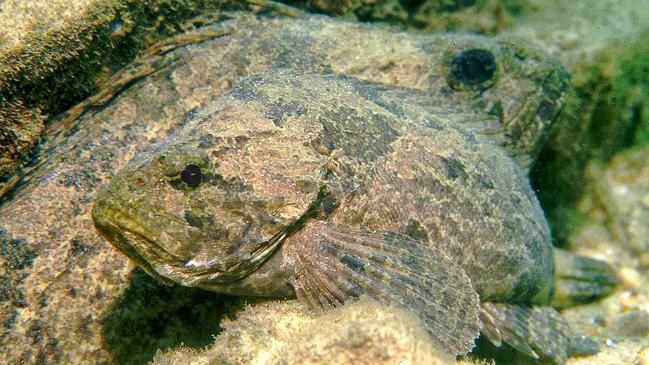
(286, 221), (481, 355)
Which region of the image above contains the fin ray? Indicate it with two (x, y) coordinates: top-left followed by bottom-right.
(482, 302), (569, 364)
(288, 221), (481, 355)
(479, 308), (502, 347)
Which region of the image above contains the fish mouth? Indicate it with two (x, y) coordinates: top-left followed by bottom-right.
(96, 215), (227, 286)
(92, 196), (204, 285)
(93, 211), (178, 286)
(92, 196), (288, 287)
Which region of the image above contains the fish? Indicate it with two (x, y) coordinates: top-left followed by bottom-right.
(0, 10), (589, 363)
(93, 70), (595, 363)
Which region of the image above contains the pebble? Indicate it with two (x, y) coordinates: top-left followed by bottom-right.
(619, 268), (643, 290)
(638, 347), (649, 365)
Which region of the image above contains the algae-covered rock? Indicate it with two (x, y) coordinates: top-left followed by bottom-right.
(151, 299), (454, 365)
(286, 0), (531, 34)
(0, 0), (297, 195)
(0, 101), (45, 191)
(150, 295), (649, 365)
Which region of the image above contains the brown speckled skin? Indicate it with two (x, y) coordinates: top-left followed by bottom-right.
(93, 71), (555, 355)
(176, 13), (570, 170)
(0, 11), (567, 364)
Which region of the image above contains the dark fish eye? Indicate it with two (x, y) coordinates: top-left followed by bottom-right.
(449, 49), (497, 90)
(181, 164), (202, 187)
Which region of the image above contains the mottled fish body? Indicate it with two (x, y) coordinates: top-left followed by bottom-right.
(93, 71), (565, 360)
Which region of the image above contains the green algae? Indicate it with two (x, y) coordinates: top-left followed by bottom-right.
(532, 32), (649, 245)
(611, 31), (649, 147)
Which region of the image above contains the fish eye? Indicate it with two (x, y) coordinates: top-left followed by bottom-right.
(448, 49), (498, 91)
(181, 164), (202, 187)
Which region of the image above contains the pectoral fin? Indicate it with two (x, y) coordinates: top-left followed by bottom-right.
(480, 302), (570, 365)
(286, 220), (480, 355)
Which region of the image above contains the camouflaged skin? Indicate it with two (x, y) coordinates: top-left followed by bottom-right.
(93, 70), (555, 354)
(161, 12), (570, 170)
(0, 11), (566, 363)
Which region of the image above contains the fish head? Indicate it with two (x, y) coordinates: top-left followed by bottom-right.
(92, 104), (324, 290)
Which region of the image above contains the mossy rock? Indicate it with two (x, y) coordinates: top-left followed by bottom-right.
(287, 0), (532, 33)
(0, 0), (297, 195)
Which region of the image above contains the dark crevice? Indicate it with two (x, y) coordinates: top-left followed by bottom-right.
(102, 268), (246, 365)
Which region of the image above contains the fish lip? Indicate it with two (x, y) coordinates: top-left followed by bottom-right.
(95, 203), (185, 262)
(93, 198), (191, 270)
(93, 212), (176, 285)
(93, 196), (286, 285)
(94, 185), (201, 260)
(120, 226), (182, 263)
(110, 222), (230, 285)
(115, 230), (177, 286)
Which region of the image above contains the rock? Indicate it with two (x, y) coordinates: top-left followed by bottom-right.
(605, 311), (649, 338)
(638, 347), (649, 365)
(285, 0), (363, 16)
(568, 335), (600, 357)
(0, 0), (297, 195)
(566, 338), (649, 365)
(151, 299), (453, 365)
(286, 0), (530, 34)
(580, 146), (649, 263)
(0, 101), (45, 195)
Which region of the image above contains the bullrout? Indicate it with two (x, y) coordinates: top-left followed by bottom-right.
(0, 10), (612, 364)
(93, 70), (616, 364)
